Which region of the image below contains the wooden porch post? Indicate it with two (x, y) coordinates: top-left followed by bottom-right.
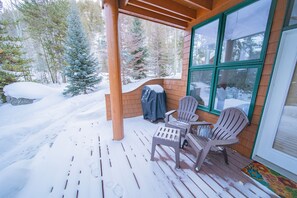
(103, 0), (124, 140)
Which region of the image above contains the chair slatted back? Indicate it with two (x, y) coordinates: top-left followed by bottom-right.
(177, 96), (198, 122)
(211, 108), (249, 140)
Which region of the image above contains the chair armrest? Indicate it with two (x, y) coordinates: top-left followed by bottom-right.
(189, 121), (212, 127)
(189, 114), (199, 122)
(165, 110), (176, 123)
(209, 138), (239, 146)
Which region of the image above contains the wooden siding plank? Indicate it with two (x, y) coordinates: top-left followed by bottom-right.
(127, 0), (192, 22)
(137, 0), (197, 19)
(175, 0), (213, 10)
(119, 1), (188, 29)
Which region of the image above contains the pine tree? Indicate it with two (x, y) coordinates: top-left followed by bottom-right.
(128, 18), (147, 80)
(119, 14), (133, 85)
(0, 20), (32, 80)
(0, 19), (31, 102)
(63, 3), (101, 96)
(149, 24), (169, 77)
(0, 71), (16, 102)
(18, 0), (69, 83)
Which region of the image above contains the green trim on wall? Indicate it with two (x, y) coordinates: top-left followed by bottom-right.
(190, 15), (221, 68)
(210, 65), (262, 119)
(261, 0), (278, 62)
(187, 67), (216, 110)
(187, 0), (277, 122)
(284, 0), (296, 27)
(217, 0), (276, 66)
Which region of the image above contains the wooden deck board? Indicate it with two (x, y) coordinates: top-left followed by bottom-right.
(43, 119), (277, 198)
(139, 125), (276, 197)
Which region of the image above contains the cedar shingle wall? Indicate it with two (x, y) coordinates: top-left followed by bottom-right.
(105, 79), (163, 120)
(163, 0), (287, 158)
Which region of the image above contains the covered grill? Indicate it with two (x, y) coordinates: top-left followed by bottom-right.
(141, 85), (166, 122)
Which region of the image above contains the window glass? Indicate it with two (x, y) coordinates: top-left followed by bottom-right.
(192, 19), (219, 66)
(289, 0), (297, 26)
(221, 0), (272, 63)
(189, 70), (213, 107)
(187, 0), (274, 119)
(213, 68), (258, 115)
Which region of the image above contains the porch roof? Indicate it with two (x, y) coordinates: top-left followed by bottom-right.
(117, 0), (214, 29)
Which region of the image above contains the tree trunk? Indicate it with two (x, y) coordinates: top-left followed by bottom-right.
(40, 38), (55, 83)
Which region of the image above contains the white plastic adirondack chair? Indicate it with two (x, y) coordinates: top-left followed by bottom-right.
(183, 107), (249, 171)
(165, 96), (199, 137)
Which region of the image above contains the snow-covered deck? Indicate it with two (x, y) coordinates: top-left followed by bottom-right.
(18, 117), (276, 198)
(0, 82), (277, 197)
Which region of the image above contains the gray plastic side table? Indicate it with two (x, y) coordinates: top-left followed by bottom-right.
(151, 126), (181, 168)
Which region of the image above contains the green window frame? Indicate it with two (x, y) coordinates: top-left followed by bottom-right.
(187, 0), (277, 120)
(284, 0), (297, 30)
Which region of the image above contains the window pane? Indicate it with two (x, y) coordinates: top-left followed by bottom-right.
(289, 0), (297, 26)
(273, 62), (297, 157)
(192, 19), (219, 66)
(189, 70), (213, 107)
(221, 0), (272, 63)
(213, 68), (258, 115)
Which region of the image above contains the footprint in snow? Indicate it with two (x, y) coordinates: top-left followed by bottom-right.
(113, 184), (124, 198)
(89, 162), (99, 178)
(106, 182), (124, 198)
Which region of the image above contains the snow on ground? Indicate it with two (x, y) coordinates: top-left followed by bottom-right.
(0, 79), (171, 198)
(3, 82), (60, 99)
(0, 80), (108, 197)
(0, 80), (276, 198)
(104, 78), (154, 94)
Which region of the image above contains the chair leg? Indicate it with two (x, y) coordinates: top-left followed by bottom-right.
(222, 148), (229, 165)
(195, 148), (210, 171)
(182, 139), (188, 149)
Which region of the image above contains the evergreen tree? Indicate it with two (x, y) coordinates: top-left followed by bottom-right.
(128, 18), (147, 80)
(0, 20), (31, 102)
(0, 71), (16, 102)
(119, 14), (133, 85)
(63, 4), (101, 96)
(149, 24), (169, 77)
(78, 0), (106, 72)
(0, 20), (32, 80)
(18, 0), (69, 83)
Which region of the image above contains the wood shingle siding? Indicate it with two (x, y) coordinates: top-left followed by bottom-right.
(163, 0), (287, 158)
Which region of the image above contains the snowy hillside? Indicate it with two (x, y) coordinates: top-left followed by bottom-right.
(0, 81), (109, 197)
(3, 82), (60, 99)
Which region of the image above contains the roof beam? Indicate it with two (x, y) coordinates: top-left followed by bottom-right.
(119, 2), (187, 29)
(176, 0), (213, 10)
(137, 0), (197, 19)
(127, 0), (191, 22)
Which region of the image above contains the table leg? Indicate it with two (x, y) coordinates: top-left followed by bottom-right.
(151, 139), (157, 161)
(175, 146), (180, 168)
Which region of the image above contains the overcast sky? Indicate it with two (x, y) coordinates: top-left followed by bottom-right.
(1, 0), (13, 10)
(2, 0), (9, 6)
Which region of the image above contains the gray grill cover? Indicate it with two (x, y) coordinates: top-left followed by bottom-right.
(141, 85), (166, 122)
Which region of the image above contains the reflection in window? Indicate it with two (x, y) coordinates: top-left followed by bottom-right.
(189, 70), (213, 107)
(214, 68), (258, 114)
(221, 0), (272, 62)
(192, 19), (219, 66)
(273, 62), (297, 157)
(289, 0), (297, 26)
